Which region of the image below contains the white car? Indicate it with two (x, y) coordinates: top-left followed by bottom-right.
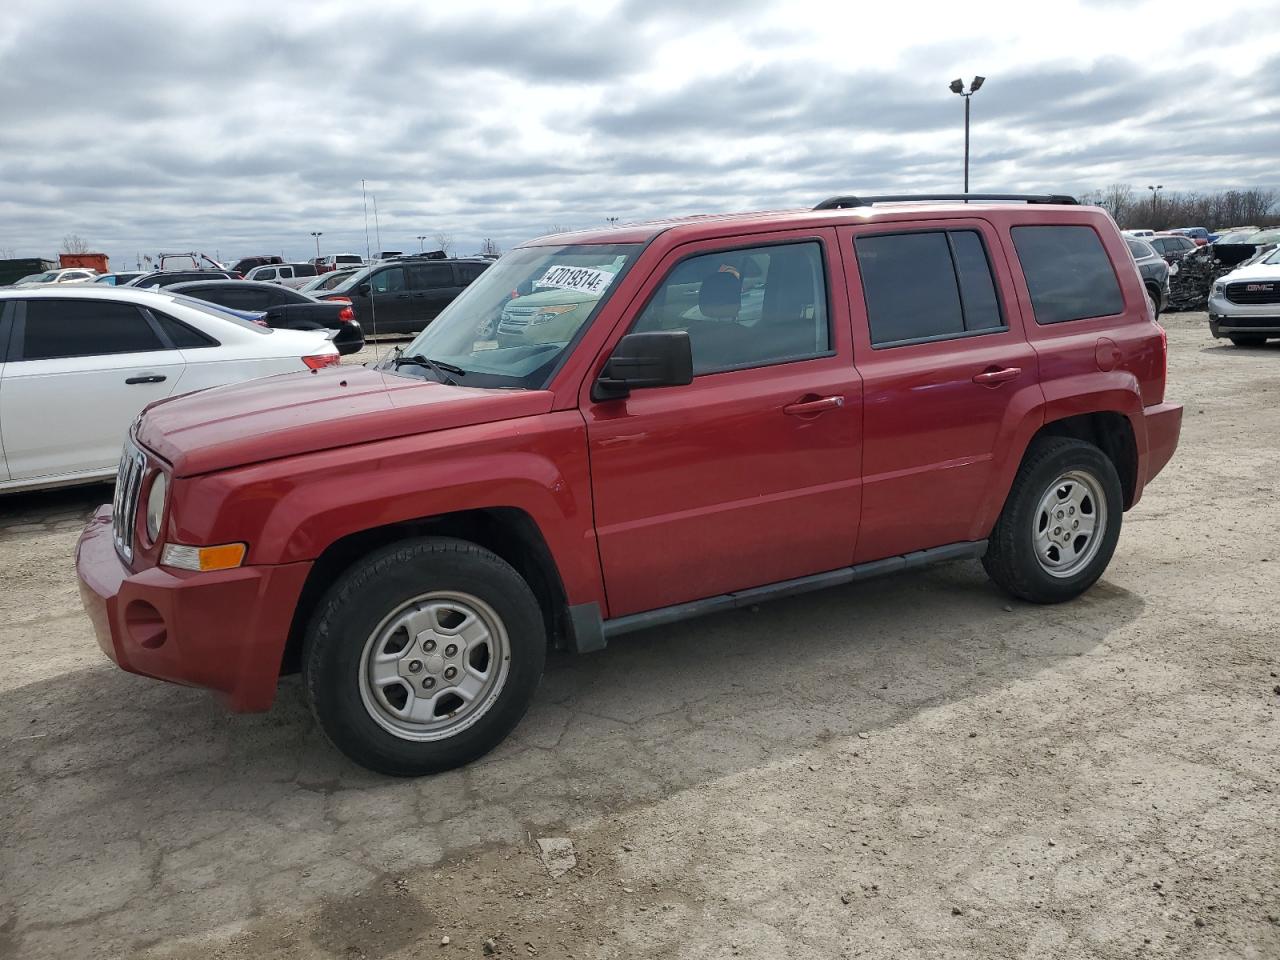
(13, 268), (99, 286)
(1207, 245), (1280, 347)
(245, 263), (320, 289)
(1123, 229), (1156, 239)
(0, 286), (340, 493)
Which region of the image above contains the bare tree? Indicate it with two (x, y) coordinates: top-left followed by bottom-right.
(61, 233), (91, 254)
(546, 223), (572, 234)
(431, 232), (455, 256)
(480, 238), (502, 257)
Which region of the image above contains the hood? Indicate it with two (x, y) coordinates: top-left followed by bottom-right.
(1221, 261), (1280, 284)
(136, 366), (554, 477)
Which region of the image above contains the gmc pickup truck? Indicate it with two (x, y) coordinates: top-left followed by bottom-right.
(77, 194), (1182, 775)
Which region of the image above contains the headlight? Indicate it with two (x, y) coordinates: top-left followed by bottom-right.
(1211, 282), (1225, 295)
(531, 304), (577, 325)
(145, 472), (168, 542)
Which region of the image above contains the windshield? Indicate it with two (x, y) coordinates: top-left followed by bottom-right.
(391, 243), (640, 389)
(18, 271), (58, 283)
(1263, 248), (1280, 265)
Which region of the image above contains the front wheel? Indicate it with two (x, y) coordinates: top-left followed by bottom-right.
(304, 537), (546, 775)
(983, 437), (1123, 604)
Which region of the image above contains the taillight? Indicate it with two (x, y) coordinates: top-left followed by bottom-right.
(337, 306), (355, 322)
(252, 319), (269, 328)
(303, 354), (340, 370)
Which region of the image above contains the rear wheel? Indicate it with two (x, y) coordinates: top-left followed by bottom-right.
(304, 537), (546, 775)
(1228, 334), (1267, 347)
(1145, 285), (1161, 319)
(983, 437), (1123, 604)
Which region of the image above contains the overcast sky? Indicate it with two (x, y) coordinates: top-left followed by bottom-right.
(1, 0), (1276, 269)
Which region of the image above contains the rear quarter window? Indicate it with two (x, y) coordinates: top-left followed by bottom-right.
(1011, 225), (1124, 324)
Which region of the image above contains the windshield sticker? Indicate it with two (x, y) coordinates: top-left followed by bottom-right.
(534, 265), (616, 296)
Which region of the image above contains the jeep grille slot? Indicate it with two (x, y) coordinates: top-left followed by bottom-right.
(112, 441), (146, 563)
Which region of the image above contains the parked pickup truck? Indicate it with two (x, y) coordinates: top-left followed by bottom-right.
(76, 194), (1182, 776)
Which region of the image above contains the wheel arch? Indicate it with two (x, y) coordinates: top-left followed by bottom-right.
(1035, 411), (1139, 508)
(280, 507), (570, 676)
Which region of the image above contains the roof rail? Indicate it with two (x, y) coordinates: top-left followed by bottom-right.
(814, 193), (1079, 210)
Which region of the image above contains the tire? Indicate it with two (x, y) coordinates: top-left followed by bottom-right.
(304, 537), (546, 776)
(1145, 286), (1160, 319)
(982, 437), (1123, 604)
(1228, 335), (1266, 347)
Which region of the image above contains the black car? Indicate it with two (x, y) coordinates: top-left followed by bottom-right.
(1147, 234), (1198, 264)
(317, 254), (492, 335)
(168, 280), (364, 355)
(1125, 238), (1170, 316)
(129, 269), (241, 289)
(230, 255), (284, 275)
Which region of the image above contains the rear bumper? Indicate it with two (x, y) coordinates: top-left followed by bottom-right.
(1142, 402), (1182, 488)
(76, 506), (312, 712)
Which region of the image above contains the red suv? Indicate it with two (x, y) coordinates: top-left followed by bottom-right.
(76, 194), (1182, 775)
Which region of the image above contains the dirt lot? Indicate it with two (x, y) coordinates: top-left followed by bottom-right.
(2, 313), (1277, 960)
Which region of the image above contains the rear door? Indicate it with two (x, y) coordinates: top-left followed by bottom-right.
(407, 262), (459, 328)
(0, 303), (12, 480)
(837, 219), (1042, 562)
(1, 298), (184, 479)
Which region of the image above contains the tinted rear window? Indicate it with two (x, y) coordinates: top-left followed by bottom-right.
(1011, 225), (1124, 324)
(21, 299), (165, 360)
(854, 230), (1003, 346)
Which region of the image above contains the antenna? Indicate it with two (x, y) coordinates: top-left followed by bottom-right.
(362, 179), (380, 360)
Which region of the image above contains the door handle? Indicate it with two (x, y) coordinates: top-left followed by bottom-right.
(125, 374), (167, 385)
(972, 366), (1021, 386)
(784, 395), (844, 416)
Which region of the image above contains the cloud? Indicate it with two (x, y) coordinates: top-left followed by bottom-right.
(0, 0), (1275, 266)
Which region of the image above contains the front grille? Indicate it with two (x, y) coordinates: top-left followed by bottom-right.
(112, 439), (147, 563)
(1225, 281), (1280, 305)
(497, 307), (536, 335)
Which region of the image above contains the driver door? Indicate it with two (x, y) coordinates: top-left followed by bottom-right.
(582, 231), (863, 618)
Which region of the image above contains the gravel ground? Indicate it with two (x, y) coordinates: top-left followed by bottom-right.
(1, 312), (1277, 960)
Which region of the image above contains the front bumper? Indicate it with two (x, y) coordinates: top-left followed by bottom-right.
(1207, 292), (1280, 337)
(76, 506), (313, 712)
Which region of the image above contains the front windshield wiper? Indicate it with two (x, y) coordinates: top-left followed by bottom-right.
(390, 351), (468, 385)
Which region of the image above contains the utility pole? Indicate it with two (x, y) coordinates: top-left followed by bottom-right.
(949, 76), (986, 194)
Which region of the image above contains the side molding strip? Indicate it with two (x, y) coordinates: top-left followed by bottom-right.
(565, 540), (988, 652)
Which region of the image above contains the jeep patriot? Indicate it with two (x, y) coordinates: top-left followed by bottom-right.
(76, 194), (1183, 775)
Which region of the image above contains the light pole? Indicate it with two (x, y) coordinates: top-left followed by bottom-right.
(416, 235), (428, 252)
(310, 231), (323, 261)
(606, 217), (619, 227)
(949, 76), (985, 194)
(1147, 185), (1163, 224)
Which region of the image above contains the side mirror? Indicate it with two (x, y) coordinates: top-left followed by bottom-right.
(593, 331), (693, 401)
(357, 283), (371, 297)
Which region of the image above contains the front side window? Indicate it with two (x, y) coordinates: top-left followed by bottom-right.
(1011, 225), (1124, 324)
(395, 243), (639, 389)
(20, 300), (166, 360)
(632, 241), (830, 374)
(371, 267), (405, 293)
(855, 230), (1004, 346)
